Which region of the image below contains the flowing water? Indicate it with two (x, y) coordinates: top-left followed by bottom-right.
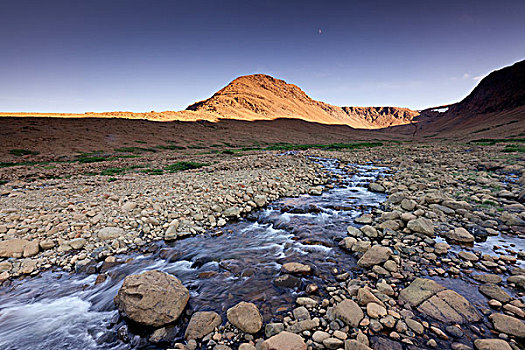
(0, 158), (388, 349)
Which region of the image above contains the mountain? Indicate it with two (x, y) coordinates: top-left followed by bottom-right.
(187, 74), (418, 128)
(446, 60), (525, 117)
(407, 59), (525, 139)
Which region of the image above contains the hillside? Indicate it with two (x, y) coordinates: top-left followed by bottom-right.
(187, 74), (418, 128)
(446, 59), (525, 117)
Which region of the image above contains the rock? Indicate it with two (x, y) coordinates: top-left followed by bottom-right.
(347, 226), (361, 237)
(312, 331), (330, 343)
(446, 228), (474, 243)
(0, 239), (39, 258)
(122, 202), (137, 211)
(345, 340), (372, 350)
(98, 227), (125, 240)
(223, 207), (241, 217)
(342, 237), (357, 250)
(360, 225), (378, 238)
(20, 259), (37, 274)
(323, 337), (344, 349)
(401, 198), (417, 211)
(185, 311), (221, 340)
(474, 339), (512, 350)
(407, 218), (434, 236)
(352, 240), (371, 253)
(399, 278), (446, 306)
(357, 245), (392, 268)
(479, 284), (511, 303)
(507, 275), (525, 288)
(489, 313), (525, 337)
(0, 261), (11, 273)
(400, 278), (480, 324)
(367, 303), (387, 318)
(239, 344), (257, 350)
(355, 214), (373, 224)
(357, 287), (383, 306)
(260, 331), (306, 350)
(434, 242), (450, 254)
(273, 274), (301, 288)
(369, 183), (385, 193)
(286, 318), (319, 333)
(334, 299), (364, 327)
(114, 270), (189, 327)
(293, 306), (310, 321)
(405, 318), (424, 335)
(40, 239), (55, 250)
(458, 251), (478, 261)
(265, 323), (285, 337)
(226, 302), (262, 334)
(254, 195), (267, 207)
(418, 289), (481, 324)
(473, 274), (502, 284)
(281, 262), (311, 275)
(296, 297), (317, 307)
(69, 238), (87, 250)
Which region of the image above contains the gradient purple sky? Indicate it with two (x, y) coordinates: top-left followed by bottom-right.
(1, 0), (524, 112)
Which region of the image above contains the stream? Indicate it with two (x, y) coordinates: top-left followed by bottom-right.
(0, 158), (388, 349)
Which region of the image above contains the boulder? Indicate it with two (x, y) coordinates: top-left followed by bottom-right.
(114, 270), (189, 327)
(407, 218), (434, 236)
(399, 278), (446, 306)
(369, 183), (386, 193)
(185, 311), (221, 340)
(357, 245), (392, 268)
(98, 227), (125, 240)
(281, 262), (311, 275)
(418, 289), (481, 323)
(489, 313), (525, 337)
(334, 299), (364, 327)
(446, 228), (474, 243)
(227, 302), (262, 334)
(474, 339), (512, 350)
(345, 340), (372, 350)
(0, 239), (40, 258)
(223, 207), (241, 217)
(479, 284), (511, 303)
(399, 278), (481, 323)
(260, 331), (306, 350)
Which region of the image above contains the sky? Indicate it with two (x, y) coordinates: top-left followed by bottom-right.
(1, 0), (524, 113)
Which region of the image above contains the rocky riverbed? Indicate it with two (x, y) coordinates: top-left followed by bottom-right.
(0, 143), (524, 350)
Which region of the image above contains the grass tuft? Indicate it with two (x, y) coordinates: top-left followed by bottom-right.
(9, 149), (40, 156)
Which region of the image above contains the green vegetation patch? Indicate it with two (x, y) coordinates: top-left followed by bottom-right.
(165, 161), (209, 172)
(155, 144), (186, 150)
(140, 168), (164, 175)
(9, 149), (40, 156)
(114, 146), (158, 153)
(502, 144), (525, 153)
(469, 138), (525, 146)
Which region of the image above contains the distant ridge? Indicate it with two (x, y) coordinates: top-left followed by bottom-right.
(187, 74), (419, 128)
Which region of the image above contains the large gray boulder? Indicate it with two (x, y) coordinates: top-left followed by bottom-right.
(407, 218), (434, 236)
(185, 311), (222, 340)
(0, 239), (39, 258)
(226, 301), (263, 334)
(357, 245), (392, 268)
(114, 270), (189, 327)
(333, 299), (364, 327)
(399, 278), (481, 324)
